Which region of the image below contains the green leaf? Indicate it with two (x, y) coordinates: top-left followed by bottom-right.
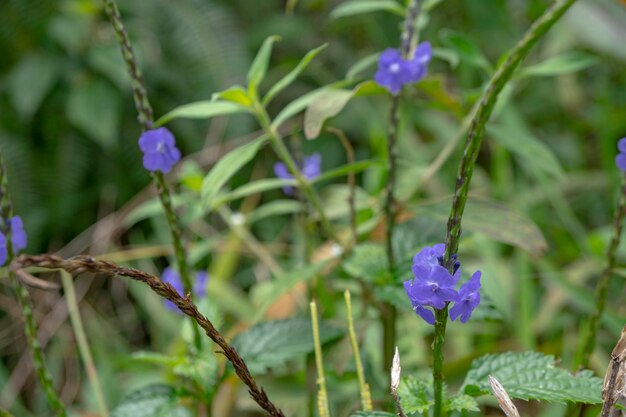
(351, 412), (394, 417)
(247, 200), (302, 224)
(210, 178), (297, 209)
(247, 35), (281, 96)
(312, 160), (379, 183)
(446, 394), (479, 412)
(8, 54), (60, 119)
(109, 384), (191, 417)
(346, 52), (379, 80)
(440, 30), (492, 72)
(399, 375), (434, 414)
(272, 86), (332, 130)
(212, 85), (253, 107)
(156, 101), (249, 126)
(232, 317), (343, 373)
(462, 351), (603, 404)
(343, 243), (389, 284)
(331, 0), (405, 18)
(201, 135), (268, 209)
(66, 78), (120, 149)
(518, 51), (597, 78)
(263, 43), (328, 106)
(412, 199), (548, 256)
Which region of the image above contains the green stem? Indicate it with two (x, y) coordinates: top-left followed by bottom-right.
(577, 173), (626, 368)
(442, 0), (580, 265)
(60, 271), (108, 417)
(0, 156), (66, 416)
(344, 290), (372, 411)
(102, 0), (201, 349)
(253, 104), (340, 244)
(310, 301), (330, 417)
(432, 307), (449, 417)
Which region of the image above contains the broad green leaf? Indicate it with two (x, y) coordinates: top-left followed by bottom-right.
(247, 200), (302, 224)
(247, 35), (281, 96)
(210, 178), (297, 209)
(517, 51), (596, 78)
(399, 375), (434, 414)
(432, 47), (460, 68)
(201, 135), (268, 209)
(312, 160), (380, 183)
(412, 199), (548, 256)
(446, 394), (479, 412)
(462, 351), (602, 404)
(66, 78), (120, 149)
(156, 101), (249, 126)
(109, 384), (190, 417)
(8, 54), (60, 119)
(440, 30), (492, 72)
(343, 243), (389, 284)
(331, 0), (405, 18)
(232, 317), (343, 373)
(212, 85), (253, 107)
(251, 261), (331, 322)
(351, 412), (394, 417)
(263, 43), (328, 106)
(488, 123), (564, 179)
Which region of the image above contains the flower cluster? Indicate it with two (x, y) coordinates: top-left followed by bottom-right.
(138, 127), (182, 174)
(403, 244), (481, 325)
(616, 137), (626, 171)
(374, 42), (432, 95)
(161, 266), (209, 312)
(0, 215), (27, 266)
(274, 153), (322, 195)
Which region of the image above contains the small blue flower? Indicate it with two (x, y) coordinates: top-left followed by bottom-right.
(138, 127), (181, 174)
(616, 137), (626, 171)
(161, 267), (209, 312)
(449, 270), (481, 323)
(0, 233), (6, 266)
(10, 216), (27, 252)
(274, 153), (321, 195)
(374, 42), (432, 95)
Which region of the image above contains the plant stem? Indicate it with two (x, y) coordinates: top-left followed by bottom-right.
(253, 104), (340, 244)
(60, 271), (108, 417)
(577, 173), (626, 368)
(16, 253), (286, 417)
(102, 0), (201, 348)
(442, 0), (580, 266)
(310, 301), (330, 417)
(432, 307), (449, 417)
(344, 290), (372, 411)
(0, 155), (67, 416)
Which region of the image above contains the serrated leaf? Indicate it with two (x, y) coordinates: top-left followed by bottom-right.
(517, 52), (596, 78)
(8, 54), (60, 118)
(462, 351), (602, 404)
(156, 101), (249, 126)
(201, 135), (268, 209)
(232, 317), (343, 373)
(248, 35), (281, 95)
(331, 0), (405, 18)
(446, 394), (479, 412)
(109, 384), (190, 417)
(399, 375), (435, 414)
(66, 78), (120, 149)
(212, 85), (253, 107)
(263, 43), (328, 106)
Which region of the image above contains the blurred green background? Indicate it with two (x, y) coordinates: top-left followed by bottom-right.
(1, 0), (626, 416)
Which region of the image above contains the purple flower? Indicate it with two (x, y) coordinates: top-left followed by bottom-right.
(374, 42), (432, 94)
(161, 267), (209, 312)
(449, 271), (481, 323)
(0, 216), (28, 265)
(138, 127), (181, 173)
(274, 153), (321, 195)
(616, 137), (626, 171)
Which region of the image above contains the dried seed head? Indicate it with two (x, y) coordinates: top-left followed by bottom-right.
(391, 346), (401, 392)
(488, 375), (520, 417)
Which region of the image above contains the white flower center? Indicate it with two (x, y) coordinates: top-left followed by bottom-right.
(156, 141), (166, 154)
(389, 63), (401, 74)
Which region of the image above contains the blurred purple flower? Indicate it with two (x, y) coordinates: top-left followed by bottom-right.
(0, 234), (6, 266)
(274, 153), (321, 195)
(138, 127), (181, 173)
(161, 266), (209, 312)
(616, 137), (626, 171)
(0, 215), (28, 265)
(374, 42), (432, 94)
(449, 270), (481, 323)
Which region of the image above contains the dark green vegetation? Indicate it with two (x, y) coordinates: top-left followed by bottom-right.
(1, 0), (626, 416)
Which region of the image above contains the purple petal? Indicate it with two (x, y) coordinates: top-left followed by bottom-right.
(0, 233), (6, 266)
(616, 154), (626, 171)
(429, 265), (457, 288)
(10, 216), (27, 252)
(378, 48), (402, 66)
(143, 153), (166, 172)
(412, 41), (432, 65)
(274, 162), (292, 180)
(618, 138), (626, 153)
(459, 270), (481, 297)
(414, 305), (436, 325)
(302, 153), (322, 180)
(193, 271), (209, 298)
(411, 264), (430, 280)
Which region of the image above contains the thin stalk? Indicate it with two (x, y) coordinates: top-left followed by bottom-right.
(0, 154), (67, 416)
(577, 173), (626, 368)
(344, 290), (372, 411)
(432, 307), (448, 417)
(15, 254), (286, 417)
(310, 300), (330, 417)
(102, 0), (201, 348)
(253, 104), (340, 245)
(60, 271), (108, 417)
(382, 0), (420, 373)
